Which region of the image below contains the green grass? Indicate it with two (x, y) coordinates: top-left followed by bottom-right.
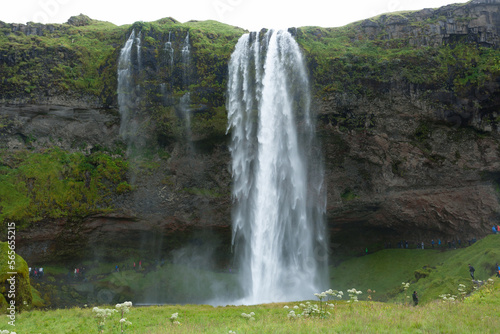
(330, 235), (500, 304)
(3, 235), (499, 333)
(2, 281), (499, 333)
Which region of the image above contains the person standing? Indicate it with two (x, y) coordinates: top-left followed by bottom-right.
(412, 291), (418, 306)
(469, 264), (475, 280)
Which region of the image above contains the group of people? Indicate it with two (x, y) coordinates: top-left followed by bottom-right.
(73, 267), (87, 279)
(492, 225), (500, 234)
(389, 238), (477, 250)
(28, 267), (44, 279)
(115, 260), (144, 272)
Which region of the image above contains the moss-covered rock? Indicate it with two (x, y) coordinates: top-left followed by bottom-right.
(0, 241), (32, 312)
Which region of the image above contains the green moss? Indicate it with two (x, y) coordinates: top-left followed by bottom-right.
(183, 187), (223, 198)
(0, 242), (32, 312)
(414, 122), (432, 142)
(115, 181), (133, 194)
(0, 147), (128, 228)
(341, 188), (358, 201)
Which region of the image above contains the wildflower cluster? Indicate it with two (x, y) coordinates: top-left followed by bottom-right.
(241, 312), (256, 321)
(170, 312), (181, 325)
(285, 289), (344, 320)
(286, 302), (323, 319)
(0, 330), (16, 334)
(347, 288), (362, 303)
(439, 293), (457, 302)
(116, 301), (133, 333)
(367, 289), (376, 301)
(401, 282), (410, 304)
(458, 284), (467, 300)
(92, 307), (117, 333)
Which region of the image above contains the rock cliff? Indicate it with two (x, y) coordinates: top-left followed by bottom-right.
(1, 1), (500, 265)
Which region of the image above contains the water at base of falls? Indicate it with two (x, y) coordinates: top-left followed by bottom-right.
(227, 30), (328, 304)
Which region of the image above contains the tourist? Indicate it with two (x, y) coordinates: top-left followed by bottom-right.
(431, 239), (435, 248)
(469, 264), (475, 280)
(492, 226), (497, 234)
(421, 241), (424, 250)
(412, 291), (418, 306)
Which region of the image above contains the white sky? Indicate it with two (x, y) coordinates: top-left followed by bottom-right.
(2, 0), (469, 31)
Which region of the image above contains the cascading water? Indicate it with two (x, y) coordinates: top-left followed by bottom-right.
(165, 31), (174, 71)
(181, 32), (190, 87)
(180, 32), (192, 137)
(227, 30), (328, 304)
(117, 29), (138, 141)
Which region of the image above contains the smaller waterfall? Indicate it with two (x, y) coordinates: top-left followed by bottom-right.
(180, 92), (192, 129)
(181, 32), (190, 89)
(164, 31), (174, 71)
(135, 31), (142, 71)
(180, 31), (192, 140)
(117, 30), (137, 140)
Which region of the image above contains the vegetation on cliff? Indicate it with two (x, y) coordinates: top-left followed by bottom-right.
(0, 241), (32, 312)
(297, 22), (500, 104)
(0, 148), (130, 228)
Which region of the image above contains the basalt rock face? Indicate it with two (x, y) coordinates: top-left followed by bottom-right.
(318, 89), (500, 254)
(2, 1), (500, 266)
(359, 0), (500, 48)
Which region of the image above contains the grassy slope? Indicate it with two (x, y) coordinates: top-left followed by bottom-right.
(330, 235), (500, 303)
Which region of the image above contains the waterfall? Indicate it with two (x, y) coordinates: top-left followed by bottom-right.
(135, 31), (142, 71)
(164, 31), (174, 71)
(180, 32), (192, 132)
(227, 30), (328, 304)
(117, 30), (137, 140)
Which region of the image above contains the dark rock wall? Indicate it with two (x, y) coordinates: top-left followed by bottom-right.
(2, 1), (500, 264)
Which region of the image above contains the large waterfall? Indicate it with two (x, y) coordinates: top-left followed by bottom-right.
(227, 30), (328, 304)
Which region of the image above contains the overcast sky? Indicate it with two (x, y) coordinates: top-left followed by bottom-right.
(2, 0), (469, 31)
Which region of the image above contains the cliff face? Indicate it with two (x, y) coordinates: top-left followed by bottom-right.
(361, 0), (500, 47)
(2, 2), (500, 264)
